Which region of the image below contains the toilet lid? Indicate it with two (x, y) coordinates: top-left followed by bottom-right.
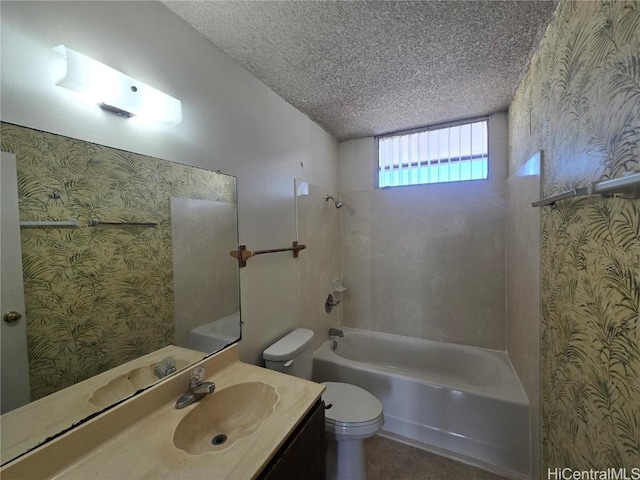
(322, 382), (383, 425)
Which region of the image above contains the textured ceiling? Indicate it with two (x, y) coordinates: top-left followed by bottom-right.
(162, 1), (558, 141)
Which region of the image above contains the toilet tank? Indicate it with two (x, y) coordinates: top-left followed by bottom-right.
(263, 328), (314, 380)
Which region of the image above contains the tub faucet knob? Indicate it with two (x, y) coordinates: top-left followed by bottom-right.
(325, 294), (341, 313)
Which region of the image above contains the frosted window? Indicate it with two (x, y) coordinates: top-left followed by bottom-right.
(377, 119), (488, 188)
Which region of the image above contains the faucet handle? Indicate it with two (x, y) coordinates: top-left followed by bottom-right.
(190, 367), (206, 387)
(325, 294), (341, 313)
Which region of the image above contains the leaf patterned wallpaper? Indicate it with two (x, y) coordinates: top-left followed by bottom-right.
(1, 122), (236, 400)
(508, 0), (639, 471)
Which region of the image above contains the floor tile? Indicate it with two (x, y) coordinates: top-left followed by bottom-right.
(364, 435), (511, 480)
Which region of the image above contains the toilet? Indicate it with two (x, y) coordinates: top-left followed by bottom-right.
(264, 328), (384, 480)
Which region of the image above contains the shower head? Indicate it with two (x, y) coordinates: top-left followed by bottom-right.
(325, 195), (343, 209)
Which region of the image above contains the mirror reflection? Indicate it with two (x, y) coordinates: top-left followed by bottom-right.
(0, 122), (240, 463)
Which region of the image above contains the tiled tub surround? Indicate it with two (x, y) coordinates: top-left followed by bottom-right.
(338, 113), (508, 350)
(313, 328), (529, 479)
(340, 179), (506, 349)
(506, 153), (542, 478)
(296, 181), (343, 349)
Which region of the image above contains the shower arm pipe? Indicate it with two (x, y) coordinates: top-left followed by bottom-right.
(325, 194), (343, 208)
(532, 172), (640, 208)
(229, 241), (306, 268)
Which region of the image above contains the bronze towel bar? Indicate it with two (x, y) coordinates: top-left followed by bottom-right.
(230, 241), (306, 268)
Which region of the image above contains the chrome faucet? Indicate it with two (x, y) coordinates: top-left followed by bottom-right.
(329, 327), (344, 337)
(154, 356), (176, 379)
(175, 367), (216, 409)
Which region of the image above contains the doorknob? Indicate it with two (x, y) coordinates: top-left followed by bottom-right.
(3, 311), (22, 323)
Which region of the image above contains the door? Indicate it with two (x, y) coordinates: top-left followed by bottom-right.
(1, 151), (31, 413)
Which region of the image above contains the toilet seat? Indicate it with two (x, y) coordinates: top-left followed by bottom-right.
(322, 382), (384, 438)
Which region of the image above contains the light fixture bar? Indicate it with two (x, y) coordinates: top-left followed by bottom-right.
(53, 45), (182, 126)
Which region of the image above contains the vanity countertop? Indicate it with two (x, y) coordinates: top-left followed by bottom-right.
(1, 345), (205, 465)
(1, 345), (325, 480)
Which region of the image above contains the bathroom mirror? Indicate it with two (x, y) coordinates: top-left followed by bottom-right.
(0, 122), (241, 464)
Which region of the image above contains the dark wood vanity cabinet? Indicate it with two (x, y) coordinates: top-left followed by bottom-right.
(258, 400), (326, 480)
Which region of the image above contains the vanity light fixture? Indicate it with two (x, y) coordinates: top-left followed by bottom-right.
(53, 44), (182, 126)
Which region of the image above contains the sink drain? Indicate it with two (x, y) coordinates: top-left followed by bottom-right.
(211, 434), (228, 446)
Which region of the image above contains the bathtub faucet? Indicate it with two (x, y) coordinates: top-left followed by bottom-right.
(329, 328), (344, 338)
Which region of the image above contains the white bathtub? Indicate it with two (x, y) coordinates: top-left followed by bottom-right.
(189, 313), (240, 353)
(313, 328), (530, 479)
